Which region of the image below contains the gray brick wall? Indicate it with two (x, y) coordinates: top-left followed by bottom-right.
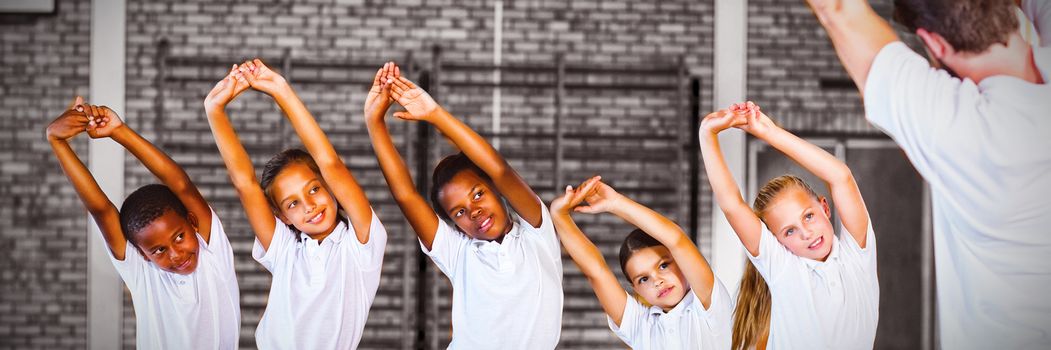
(0, 0), (91, 348)
(745, 0), (921, 134)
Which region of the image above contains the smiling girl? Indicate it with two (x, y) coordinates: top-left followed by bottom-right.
(700, 102), (878, 349)
(204, 60), (387, 349)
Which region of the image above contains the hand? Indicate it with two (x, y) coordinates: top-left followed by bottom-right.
(46, 96), (90, 141)
(550, 176), (603, 215)
(364, 62), (398, 121)
(83, 104), (124, 139)
(204, 65), (250, 111)
(576, 180), (624, 214)
(699, 108), (747, 136)
(732, 101), (777, 137)
(390, 76), (440, 121)
(239, 59), (289, 96)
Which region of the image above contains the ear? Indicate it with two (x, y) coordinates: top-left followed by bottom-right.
(916, 28), (955, 62)
(185, 211), (199, 232)
(819, 196), (832, 219)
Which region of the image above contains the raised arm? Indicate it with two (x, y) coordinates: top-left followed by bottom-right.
(81, 104), (213, 242)
(239, 59), (373, 243)
(46, 97), (126, 259)
(805, 0), (898, 94)
(737, 103), (870, 246)
(389, 77), (543, 227)
(698, 109), (764, 256)
(577, 180), (717, 309)
(549, 176), (628, 325)
(203, 68), (278, 249)
(364, 63), (440, 248)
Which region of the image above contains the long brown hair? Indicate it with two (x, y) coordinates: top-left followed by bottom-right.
(732, 175), (818, 349)
(732, 262), (771, 350)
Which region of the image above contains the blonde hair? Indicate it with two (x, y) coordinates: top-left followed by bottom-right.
(731, 174), (818, 349)
(732, 262), (771, 350)
(751, 174), (818, 220)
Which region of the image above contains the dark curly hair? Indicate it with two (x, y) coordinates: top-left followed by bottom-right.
(119, 184), (189, 244)
(429, 152), (500, 224)
(618, 228), (665, 285)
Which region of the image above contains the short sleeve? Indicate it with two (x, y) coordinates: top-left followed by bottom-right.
(420, 216), (468, 280)
(252, 220), (294, 273)
(109, 239), (147, 289)
(525, 200), (561, 262)
(201, 210), (235, 273)
(747, 225), (794, 284)
(840, 220), (877, 274)
(696, 277), (733, 335)
(348, 210), (388, 272)
(607, 291), (645, 346)
(864, 41), (966, 172)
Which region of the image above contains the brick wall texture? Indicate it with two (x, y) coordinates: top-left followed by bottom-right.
(0, 0), (91, 348)
(1, 0), (923, 349)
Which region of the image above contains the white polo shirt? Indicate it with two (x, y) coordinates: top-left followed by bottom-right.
(421, 202), (563, 349)
(252, 211), (387, 349)
(607, 278), (732, 349)
(109, 209), (241, 350)
(747, 222), (878, 350)
(864, 41), (1051, 349)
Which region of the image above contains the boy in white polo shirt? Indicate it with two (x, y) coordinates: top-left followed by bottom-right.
(807, 0), (1051, 348)
(47, 97), (240, 349)
(365, 63), (563, 349)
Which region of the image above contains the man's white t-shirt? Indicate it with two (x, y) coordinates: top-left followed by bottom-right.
(864, 41), (1051, 349)
(421, 202), (563, 349)
(607, 278), (733, 349)
(252, 211), (387, 349)
(747, 222), (879, 350)
(110, 209), (241, 350)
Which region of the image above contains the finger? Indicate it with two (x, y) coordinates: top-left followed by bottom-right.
(81, 104), (94, 119)
(393, 63), (400, 78)
(68, 96), (84, 110)
(574, 206), (599, 214)
(390, 77), (411, 91)
(253, 59), (265, 71)
(392, 111), (411, 120)
(373, 67), (383, 86)
(576, 177), (601, 198)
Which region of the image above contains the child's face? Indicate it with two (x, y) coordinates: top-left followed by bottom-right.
(134, 209), (201, 275)
(271, 162), (339, 237)
(763, 187), (835, 261)
(625, 246), (689, 312)
(437, 170), (511, 241)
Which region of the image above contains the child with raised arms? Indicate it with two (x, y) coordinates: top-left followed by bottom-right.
(364, 62), (563, 349)
(204, 60), (386, 349)
(700, 102), (878, 349)
(47, 97), (241, 349)
(550, 176), (732, 349)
